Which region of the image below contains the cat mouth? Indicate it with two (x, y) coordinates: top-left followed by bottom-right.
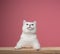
(27, 27), (34, 30)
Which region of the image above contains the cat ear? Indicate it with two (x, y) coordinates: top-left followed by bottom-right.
(33, 21), (36, 24)
(23, 20), (26, 23)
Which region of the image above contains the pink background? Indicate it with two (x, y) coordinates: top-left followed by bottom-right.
(0, 0), (60, 47)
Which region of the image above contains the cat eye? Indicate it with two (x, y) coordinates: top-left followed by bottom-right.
(26, 24), (28, 25)
(31, 24), (34, 26)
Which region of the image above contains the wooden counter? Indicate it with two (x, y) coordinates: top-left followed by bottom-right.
(0, 47), (60, 54)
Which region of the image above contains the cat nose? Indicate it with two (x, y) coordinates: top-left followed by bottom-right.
(29, 25), (31, 27)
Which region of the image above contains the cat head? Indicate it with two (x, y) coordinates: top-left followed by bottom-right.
(22, 20), (36, 33)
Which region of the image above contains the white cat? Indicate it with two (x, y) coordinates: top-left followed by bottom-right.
(15, 20), (40, 50)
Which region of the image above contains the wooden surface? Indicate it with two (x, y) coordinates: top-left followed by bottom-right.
(0, 47), (60, 54)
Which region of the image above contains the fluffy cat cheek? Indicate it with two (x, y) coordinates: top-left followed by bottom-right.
(23, 28), (29, 32)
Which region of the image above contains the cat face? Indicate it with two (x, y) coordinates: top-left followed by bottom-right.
(22, 20), (36, 33)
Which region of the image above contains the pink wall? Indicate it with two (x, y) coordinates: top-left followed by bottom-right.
(0, 0), (60, 47)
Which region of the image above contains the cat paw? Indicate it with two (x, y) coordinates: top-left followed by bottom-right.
(14, 47), (22, 50)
